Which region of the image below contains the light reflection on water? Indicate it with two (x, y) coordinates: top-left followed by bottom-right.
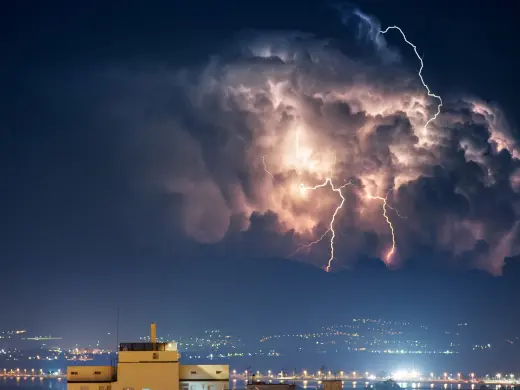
(0, 378), (507, 390)
(232, 380), (506, 390)
(0, 377), (66, 390)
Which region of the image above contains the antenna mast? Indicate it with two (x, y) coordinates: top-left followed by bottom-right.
(116, 307), (120, 351)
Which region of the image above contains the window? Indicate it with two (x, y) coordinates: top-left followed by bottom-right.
(94, 371), (102, 375)
(119, 342), (166, 351)
(216, 371), (222, 374)
(190, 371), (197, 375)
(71, 372), (78, 375)
(153, 353), (159, 359)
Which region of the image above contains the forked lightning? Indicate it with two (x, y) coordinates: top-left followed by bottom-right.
(263, 22), (442, 271)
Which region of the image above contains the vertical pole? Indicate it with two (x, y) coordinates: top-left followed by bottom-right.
(151, 322), (157, 351)
(116, 307), (120, 351)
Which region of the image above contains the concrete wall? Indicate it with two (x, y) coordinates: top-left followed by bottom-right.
(179, 365), (229, 381)
(68, 383), (112, 390)
(118, 350), (179, 363)
(117, 360), (180, 390)
(180, 381), (228, 390)
(179, 365), (229, 390)
(67, 366), (115, 383)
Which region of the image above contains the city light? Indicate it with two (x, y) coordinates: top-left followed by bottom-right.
(1, 322), (518, 387)
(392, 370), (421, 380)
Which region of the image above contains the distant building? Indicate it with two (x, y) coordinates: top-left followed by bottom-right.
(67, 323), (229, 390)
(323, 380), (342, 390)
(246, 383), (296, 390)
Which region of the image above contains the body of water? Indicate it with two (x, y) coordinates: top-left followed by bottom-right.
(0, 378), (506, 390)
(0, 378), (65, 390)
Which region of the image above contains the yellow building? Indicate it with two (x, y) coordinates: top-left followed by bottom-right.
(67, 323), (229, 390)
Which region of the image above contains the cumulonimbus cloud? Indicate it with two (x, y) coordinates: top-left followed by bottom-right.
(117, 8), (520, 274)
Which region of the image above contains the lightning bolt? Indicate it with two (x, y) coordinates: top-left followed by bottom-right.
(379, 25), (443, 132)
(298, 179), (354, 272)
(263, 155), (274, 178)
(290, 228), (331, 256)
(262, 22), (439, 271)
(386, 202), (407, 219)
(365, 193), (397, 263)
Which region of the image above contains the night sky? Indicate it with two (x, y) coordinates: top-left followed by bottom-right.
(1, 0), (520, 350)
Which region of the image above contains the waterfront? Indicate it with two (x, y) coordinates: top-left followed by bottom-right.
(0, 377), (65, 390)
(230, 378), (512, 390)
(0, 377), (514, 390)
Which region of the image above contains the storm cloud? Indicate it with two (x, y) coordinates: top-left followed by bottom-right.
(57, 8), (520, 274)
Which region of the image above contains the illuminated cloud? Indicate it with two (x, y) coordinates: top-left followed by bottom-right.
(120, 8), (520, 274)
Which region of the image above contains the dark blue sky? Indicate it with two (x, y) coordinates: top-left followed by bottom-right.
(1, 0), (519, 348)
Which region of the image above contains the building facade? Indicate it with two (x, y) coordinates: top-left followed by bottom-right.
(67, 324), (229, 390)
(180, 365), (229, 390)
